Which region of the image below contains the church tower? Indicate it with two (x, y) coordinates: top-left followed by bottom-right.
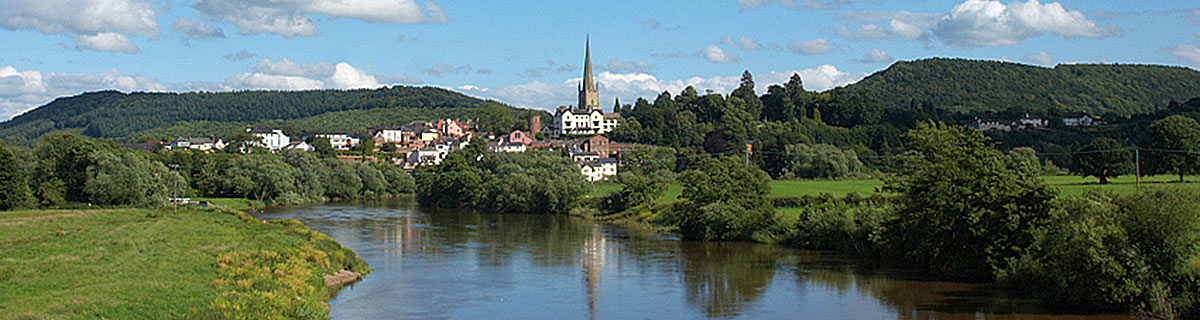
(578, 36), (599, 111)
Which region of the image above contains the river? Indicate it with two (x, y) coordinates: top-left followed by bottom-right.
(254, 198), (1129, 320)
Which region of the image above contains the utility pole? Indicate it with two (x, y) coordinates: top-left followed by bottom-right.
(1135, 148), (1141, 192)
(169, 164), (180, 213)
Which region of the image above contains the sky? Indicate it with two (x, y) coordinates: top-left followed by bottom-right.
(0, 0), (1198, 120)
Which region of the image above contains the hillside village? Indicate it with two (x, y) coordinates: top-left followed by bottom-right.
(151, 38), (636, 182)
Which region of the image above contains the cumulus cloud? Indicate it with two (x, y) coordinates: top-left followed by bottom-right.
(932, 0), (1113, 48)
(0, 65), (166, 119)
(192, 0), (447, 37)
(720, 35), (764, 51)
(74, 33), (139, 53)
(606, 59), (656, 73)
(1020, 51), (1054, 66)
(787, 38), (832, 55)
(855, 48), (893, 63)
(452, 66), (866, 111)
(0, 61), (423, 120)
(737, 0), (875, 10)
(0, 0), (158, 52)
(699, 45), (741, 63)
(170, 17), (225, 40)
(223, 50), (256, 61)
(1167, 45), (1200, 67)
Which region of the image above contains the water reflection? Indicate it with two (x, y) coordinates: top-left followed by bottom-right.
(255, 198), (1128, 320)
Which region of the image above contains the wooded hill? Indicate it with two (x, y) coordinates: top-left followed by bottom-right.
(0, 86), (546, 146)
(849, 58), (1200, 116)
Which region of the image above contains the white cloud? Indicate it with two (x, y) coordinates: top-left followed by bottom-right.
(74, 32), (139, 53)
(0, 61), (420, 120)
(856, 48), (893, 63)
(737, 0), (875, 10)
(787, 38), (832, 55)
(170, 17), (224, 40)
(1166, 45), (1200, 66)
(1020, 51), (1054, 66)
(699, 44), (741, 63)
(452, 66), (866, 112)
(193, 0), (447, 37)
(932, 0), (1112, 48)
(0, 0), (158, 52)
(606, 59), (656, 73)
(253, 58), (335, 78)
(720, 35), (764, 51)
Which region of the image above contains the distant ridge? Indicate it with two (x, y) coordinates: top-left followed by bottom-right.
(0, 86), (542, 145)
(845, 58), (1200, 116)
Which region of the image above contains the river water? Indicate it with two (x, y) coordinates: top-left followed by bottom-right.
(255, 198), (1129, 320)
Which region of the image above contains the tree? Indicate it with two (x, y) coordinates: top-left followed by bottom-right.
(358, 133), (375, 161)
(731, 70), (763, 121)
(0, 142), (33, 210)
(1005, 147), (1043, 175)
(225, 132), (261, 153)
(614, 173), (667, 210)
(1073, 137), (1131, 184)
(1146, 115), (1200, 182)
(668, 156), (775, 241)
(378, 142), (397, 161)
(882, 123), (1057, 280)
(279, 149), (328, 200)
(308, 136), (336, 157)
(84, 150), (180, 207)
(783, 143), (864, 179)
(32, 132), (110, 203)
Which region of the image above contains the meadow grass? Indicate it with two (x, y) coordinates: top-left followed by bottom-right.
(0, 207), (367, 319)
(590, 175), (1200, 203)
(192, 197), (266, 211)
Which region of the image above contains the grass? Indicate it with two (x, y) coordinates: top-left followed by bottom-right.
(590, 175), (1200, 203)
(0, 207), (367, 319)
(192, 197), (266, 211)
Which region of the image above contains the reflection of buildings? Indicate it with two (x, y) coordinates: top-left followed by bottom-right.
(581, 226), (606, 320)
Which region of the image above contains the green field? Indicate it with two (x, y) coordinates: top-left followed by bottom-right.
(192, 197), (266, 211)
(0, 207), (366, 319)
(588, 175), (1200, 202)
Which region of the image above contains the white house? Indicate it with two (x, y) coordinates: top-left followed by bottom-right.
(248, 127), (290, 152)
(491, 143), (527, 153)
(373, 127), (409, 143)
(579, 158), (618, 182)
(405, 148), (442, 167)
(282, 141), (314, 152)
(314, 132), (360, 151)
(170, 137), (226, 152)
(1063, 112), (1097, 127)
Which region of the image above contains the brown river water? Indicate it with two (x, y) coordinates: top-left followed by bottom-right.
(254, 198), (1130, 320)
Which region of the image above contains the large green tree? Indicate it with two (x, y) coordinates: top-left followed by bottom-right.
(668, 156), (775, 241)
(783, 143), (864, 179)
(1073, 137), (1132, 184)
(84, 150), (181, 207)
(882, 123), (1057, 280)
(0, 142), (33, 210)
(1146, 115), (1200, 182)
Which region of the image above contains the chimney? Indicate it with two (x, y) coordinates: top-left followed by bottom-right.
(530, 115), (541, 134)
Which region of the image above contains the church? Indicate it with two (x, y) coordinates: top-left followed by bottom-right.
(546, 38), (620, 138)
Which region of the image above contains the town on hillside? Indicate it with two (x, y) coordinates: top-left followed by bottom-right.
(148, 38), (638, 182)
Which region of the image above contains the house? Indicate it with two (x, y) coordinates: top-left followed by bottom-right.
(572, 151), (601, 163)
(963, 118), (1012, 131)
(248, 127), (290, 152)
(405, 148), (442, 168)
(419, 128), (439, 142)
(313, 131), (360, 151)
(578, 135), (610, 157)
(1063, 112), (1098, 127)
(502, 130), (535, 145)
(372, 126), (409, 144)
(169, 136), (225, 152)
(491, 143), (527, 153)
(579, 158), (618, 182)
(1017, 114), (1048, 128)
(436, 119), (467, 138)
(282, 141), (314, 152)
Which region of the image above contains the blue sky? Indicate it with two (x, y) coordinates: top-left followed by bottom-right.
(1, 0), (1198, 120)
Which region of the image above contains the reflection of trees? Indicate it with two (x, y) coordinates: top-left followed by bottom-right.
(679, 241), (781, 318)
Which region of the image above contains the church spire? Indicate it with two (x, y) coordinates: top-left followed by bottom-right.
(582, 35), (595, 92)
(578, 35), (599, 110)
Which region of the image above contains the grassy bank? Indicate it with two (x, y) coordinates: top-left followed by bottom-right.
(0, 207), (368, 319)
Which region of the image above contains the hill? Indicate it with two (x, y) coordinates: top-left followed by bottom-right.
(847, 58), (1200, 116)
(0, 86), (545, 145)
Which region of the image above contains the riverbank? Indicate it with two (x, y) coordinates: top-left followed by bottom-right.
(0, 207), (369, 319)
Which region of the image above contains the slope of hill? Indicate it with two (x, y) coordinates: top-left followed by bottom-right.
(0, 86), (543, 145)
(847, 58), (1200, 116)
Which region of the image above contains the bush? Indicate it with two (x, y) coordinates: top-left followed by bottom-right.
(1001, 188), (1200, 318)
(780, 197), (892, 255)
(663, 156), (777, 241)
